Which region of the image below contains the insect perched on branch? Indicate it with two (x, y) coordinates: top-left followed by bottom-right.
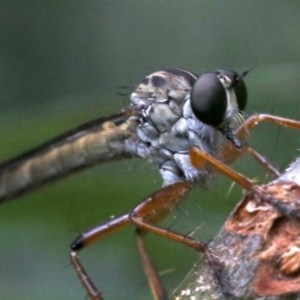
(1, 68), (300, 299)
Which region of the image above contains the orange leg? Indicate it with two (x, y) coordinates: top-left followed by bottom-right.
(218, 142), (281, 178)
(191, 146), (270, 195)
(243, 145), (280, 178)
(219, 113), (300, 176)
(71, 214), (131, 300)
(236, 113), (300, 141)
(190, 113), (300, 216)
(70, 182), (200, 300)
(136, 230), (168, 300)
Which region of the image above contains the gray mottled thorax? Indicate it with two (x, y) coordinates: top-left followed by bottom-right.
(125, 69), (224, 187)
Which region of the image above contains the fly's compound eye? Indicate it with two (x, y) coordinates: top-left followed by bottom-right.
(191, 70), (248, 128)
(190, 72), (227, 128)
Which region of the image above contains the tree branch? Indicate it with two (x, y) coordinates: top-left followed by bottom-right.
(171, 158), (300, 300)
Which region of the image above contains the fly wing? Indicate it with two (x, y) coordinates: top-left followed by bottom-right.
(0, 109), (137, 202)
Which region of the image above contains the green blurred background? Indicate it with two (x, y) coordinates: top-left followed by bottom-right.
(0, 1), (300, 299)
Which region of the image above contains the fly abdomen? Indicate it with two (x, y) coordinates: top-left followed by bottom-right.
(0, 113), (134, 202)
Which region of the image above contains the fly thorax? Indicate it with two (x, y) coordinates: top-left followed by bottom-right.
(126, 69), (220, 187)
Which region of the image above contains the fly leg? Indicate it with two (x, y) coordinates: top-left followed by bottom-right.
(71, 181), (209, 300)
(219, 113), (300, 178)
(190, 146), (300, 218)
(242, 145), (280, 177)
(135, 229), (168, 300)
(129, 181), (211, 300)
(236, 113), (300, 142)
(70, 214), (132, 300)
(130, 181), (223, 298)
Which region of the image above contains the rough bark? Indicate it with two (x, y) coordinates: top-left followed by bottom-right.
(171, 158), (300, 300)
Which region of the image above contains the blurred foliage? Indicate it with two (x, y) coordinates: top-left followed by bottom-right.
(0, 1), (300, 299)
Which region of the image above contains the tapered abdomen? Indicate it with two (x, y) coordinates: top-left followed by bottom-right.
(0, 111), (135, 202)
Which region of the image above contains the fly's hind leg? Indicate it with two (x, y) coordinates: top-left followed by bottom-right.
(71, 181), (219, 300)
(130, 182), (225, 298)
(71, 214), (132, 300)
(135, 229), (168, 300)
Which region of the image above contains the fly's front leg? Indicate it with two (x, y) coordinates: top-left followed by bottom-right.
(220, 113), (300, 177)
(70, 182), (196, 300)
(237, 113), (300, 141)
(238, 113), (300, 176)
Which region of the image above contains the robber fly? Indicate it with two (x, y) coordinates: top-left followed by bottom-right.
(1, 68), (300, 300)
